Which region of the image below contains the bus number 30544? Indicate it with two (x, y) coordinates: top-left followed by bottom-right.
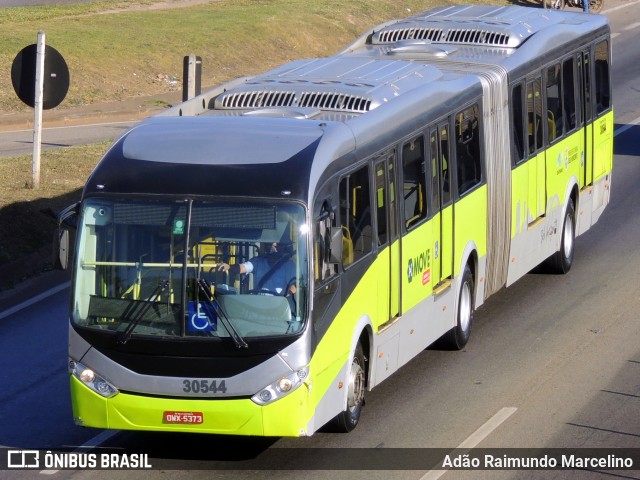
(182, 379), (228, 394)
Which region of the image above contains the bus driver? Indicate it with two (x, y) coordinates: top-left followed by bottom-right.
(218, 243), (297, 296)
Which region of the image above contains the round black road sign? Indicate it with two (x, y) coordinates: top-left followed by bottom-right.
(11, 43), (70, 110)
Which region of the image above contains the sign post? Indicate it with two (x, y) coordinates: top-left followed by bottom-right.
(32, 31), (46, 189)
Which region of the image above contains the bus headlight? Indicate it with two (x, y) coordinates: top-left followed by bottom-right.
(69, 359), (118, 398)
(251, 366), (309, 406)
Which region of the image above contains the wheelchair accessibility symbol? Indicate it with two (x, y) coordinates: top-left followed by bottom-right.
(187, 301), (217, 332)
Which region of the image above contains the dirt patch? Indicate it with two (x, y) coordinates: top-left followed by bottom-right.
(98, 0), (221, 14)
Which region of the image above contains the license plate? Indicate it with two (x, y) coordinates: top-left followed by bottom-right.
(163, 411), (203, 424)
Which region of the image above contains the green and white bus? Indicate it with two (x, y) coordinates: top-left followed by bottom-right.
(64, 5), (613, 436)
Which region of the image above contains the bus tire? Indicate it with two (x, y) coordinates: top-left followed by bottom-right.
(442, 264), (474, 350)
(546, 200), (575, 274)
(327, 342), (365, 433)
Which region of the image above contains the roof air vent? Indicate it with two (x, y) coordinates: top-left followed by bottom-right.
(373, 25), (512, 48)
(217, 89), (372, 114)
(219, 91), (296, 109)
(444, 28), (510, 46)
(298, 92), (371, 113)
(377, 27), (444, 43)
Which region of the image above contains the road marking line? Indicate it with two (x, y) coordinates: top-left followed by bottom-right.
(457, 407), (518, 449)
(602, 0), (640, 14)
(3, 120), (136, 134)
(0, 282), (70, 321)
(419, 407), (518, 480)
(39, 430), (119, 475)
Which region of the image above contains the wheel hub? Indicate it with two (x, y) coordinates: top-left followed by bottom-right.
(347, 360), (365, 410)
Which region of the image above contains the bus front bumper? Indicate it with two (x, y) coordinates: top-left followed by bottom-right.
(70, 375), (311, 437)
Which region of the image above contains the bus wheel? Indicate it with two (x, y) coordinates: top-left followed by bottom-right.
(546, 200), (575, 274)
(442, 264), (474, 350)
(329, 343), (365, 433)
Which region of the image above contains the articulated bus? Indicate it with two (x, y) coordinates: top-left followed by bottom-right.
(63, 5), (612, 436)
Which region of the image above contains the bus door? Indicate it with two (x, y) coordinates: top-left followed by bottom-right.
(374, 152), (401, 323)
(430, 123), (453, 291)
(578, 50), (593, 188)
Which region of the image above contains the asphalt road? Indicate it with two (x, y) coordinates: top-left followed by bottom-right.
(0, 2), (639, 479)
(0, 120), (136, 157)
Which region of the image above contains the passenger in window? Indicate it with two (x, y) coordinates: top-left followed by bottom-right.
(218, 243), (297, 296)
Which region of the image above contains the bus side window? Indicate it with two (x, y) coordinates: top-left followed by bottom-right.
(402, 136), (427, 230)
(529, 78), (543, 153)
(430, 129), (440, 213)
(594, 40), (611, 114)
(455, 103), (482, 195)
(340, 164), (372, 264)
(512, 82), (526, 165)
(583, 51), (592, 123)
(429, 123), (451, 212)
(546, 63), (563, 143)
(440, 125), (451, 206)
(374, 153), (397, 247)
(563, 57), (577, 133)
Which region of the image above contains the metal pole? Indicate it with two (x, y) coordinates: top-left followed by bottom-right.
(187, 53), (196, 100)
(31, 31), (45, 189)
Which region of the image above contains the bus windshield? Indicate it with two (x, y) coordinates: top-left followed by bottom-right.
(72, 198), (308, 341)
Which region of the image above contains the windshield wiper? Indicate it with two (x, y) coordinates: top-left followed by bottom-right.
(116, 280), (170, 345)
(197, 279), (248, 349)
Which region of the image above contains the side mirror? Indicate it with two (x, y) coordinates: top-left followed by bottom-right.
(53, 202), (79, 271)
(54, 228), (70, 270)
(328, 227), (343, 264)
